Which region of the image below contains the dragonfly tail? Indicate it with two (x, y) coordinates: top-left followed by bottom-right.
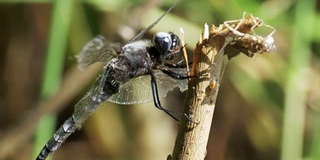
(36, 116), (77, 160)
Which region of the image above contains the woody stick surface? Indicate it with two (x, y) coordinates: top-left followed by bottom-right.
(171, 24), (227, 160)
(171, 13), (276, 160)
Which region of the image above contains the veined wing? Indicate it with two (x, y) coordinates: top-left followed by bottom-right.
(108, 68), (188, 104)
(77, 35), (121, 70)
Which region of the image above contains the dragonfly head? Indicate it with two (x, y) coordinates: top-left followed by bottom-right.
(153, 32), (181, 61)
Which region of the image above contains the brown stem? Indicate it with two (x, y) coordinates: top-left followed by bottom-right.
(171, 24), (228, 160)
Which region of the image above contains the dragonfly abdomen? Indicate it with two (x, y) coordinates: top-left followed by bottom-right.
(36, 117), (77, 160)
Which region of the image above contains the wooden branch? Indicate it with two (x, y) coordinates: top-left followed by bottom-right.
(171, 12), (276, 160)
(171, 24), (228, 160)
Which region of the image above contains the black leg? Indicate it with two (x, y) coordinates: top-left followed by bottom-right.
(96, 68), (110, 103)
(160, 68), (198, 79)
(149, 71), (181, 121)
(150, 70), (200, 123)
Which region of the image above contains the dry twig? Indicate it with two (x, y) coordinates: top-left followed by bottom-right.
(171, 13), (276, 160)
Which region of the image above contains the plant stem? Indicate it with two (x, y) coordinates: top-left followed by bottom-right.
(171, 25), (227, 160)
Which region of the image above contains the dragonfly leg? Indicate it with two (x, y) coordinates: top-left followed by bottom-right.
(149, 71), (180, 121)
(149, 71), (198, 123)
(160, 68), (198, 79)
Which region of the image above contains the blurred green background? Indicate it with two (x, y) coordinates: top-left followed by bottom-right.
(0, 0), (319, 160)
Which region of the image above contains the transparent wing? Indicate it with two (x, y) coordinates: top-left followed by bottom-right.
(108, 68), (188, 104)
(77, 35), (121, 70)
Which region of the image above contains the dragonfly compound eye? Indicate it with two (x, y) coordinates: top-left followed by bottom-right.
(169, 32), (180, 50)
(153, 32), (173, 54)
(153, 32), (182, 61)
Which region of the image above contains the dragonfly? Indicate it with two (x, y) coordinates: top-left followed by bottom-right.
(35, 0), (194, 159)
